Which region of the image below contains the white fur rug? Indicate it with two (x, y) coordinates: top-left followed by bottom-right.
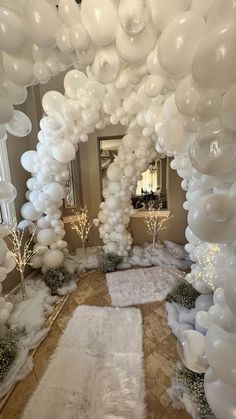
(107, 266), (182, 307)
(22, 306), (145, 419)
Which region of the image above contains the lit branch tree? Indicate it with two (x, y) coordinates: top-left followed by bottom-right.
(71, 207), (93, 255)
(145, 207), (173, 251)
(6, 223), (36, 300)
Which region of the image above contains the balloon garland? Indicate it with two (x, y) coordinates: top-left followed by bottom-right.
(0, 0), (236, 416)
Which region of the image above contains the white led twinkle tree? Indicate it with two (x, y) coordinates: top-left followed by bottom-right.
(0, 0), (236, 417)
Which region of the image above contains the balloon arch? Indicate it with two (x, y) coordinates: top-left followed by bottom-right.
(1, 0), (236, 417)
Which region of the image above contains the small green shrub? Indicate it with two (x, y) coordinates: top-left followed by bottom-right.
(0, 330), (18, 383)
(42, 267), (72, 294)
(99, 253), (123, 273)
(166, 281), (200, 309)
(176, 365), (212, 418)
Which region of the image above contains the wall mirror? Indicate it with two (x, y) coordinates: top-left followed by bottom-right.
(98, 137), (168, 211)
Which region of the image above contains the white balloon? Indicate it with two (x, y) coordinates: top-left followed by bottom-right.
(51, 141), (76, 163)
(43, 249), (64, 268)
(44, 183), (65, 202)
(21, 150), (38, 173)
(81, 0), (118, 46)
(42, 91), (66, 115)
(24, 0), (60, 47)
(37, 228), (57, 246)
(0, 7), (26, 53)
(58, 0), (81, 27)
(21, 202), (43, 221)
(64, 70), (88, 98)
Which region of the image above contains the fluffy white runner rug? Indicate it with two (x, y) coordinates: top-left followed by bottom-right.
(22, 306), (145, 419)
(107, 266), (182, 307)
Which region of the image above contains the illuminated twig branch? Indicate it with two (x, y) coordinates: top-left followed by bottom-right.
(145, 207), (173, 251)
(5, 223), (36, 300)
(71, 207), (93, 254)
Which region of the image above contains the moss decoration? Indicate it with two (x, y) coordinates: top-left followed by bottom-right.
(42, 267), (73, 294)
(176, 365), (213, 418)
(166, 281), (200, 309)
(99, 253), (123, 273)
(0, 330), (18, 383)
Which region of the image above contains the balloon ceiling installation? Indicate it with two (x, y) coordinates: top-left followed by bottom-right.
(0, 0), (236, 416)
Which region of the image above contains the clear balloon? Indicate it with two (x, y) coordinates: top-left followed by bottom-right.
(5, 110), (32, 137)
(91, 47), (121, 84)
(0, 181), (17, 204)
(118, 0), (150, 36)
(116, 24), (156, 64)
(189, 122), (236, 176)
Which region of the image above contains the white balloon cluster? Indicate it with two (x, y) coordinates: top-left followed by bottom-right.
(1, 0), (235, 416)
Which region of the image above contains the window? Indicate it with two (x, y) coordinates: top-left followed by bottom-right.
(0, 140), (16, 225)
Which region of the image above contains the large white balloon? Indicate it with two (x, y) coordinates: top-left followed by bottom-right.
(205, 368), (236, 419)
(0, 7), (26, 54)
(24, 0), (60, 47)
(37, 228), (57, 246)
(192, 22), (236, 91)
(205, 326), (236, 388)
(21, 202), (43, 221)
(81, 0), (118, 46)
(158, 11), (207, 77)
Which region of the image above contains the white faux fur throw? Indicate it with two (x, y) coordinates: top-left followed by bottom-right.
(22, 306), (146, 419)
(107, 266), (182, 307)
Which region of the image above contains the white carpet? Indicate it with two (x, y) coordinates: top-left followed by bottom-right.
(107, 266), (182, 307)
(22, 306), (145, 419)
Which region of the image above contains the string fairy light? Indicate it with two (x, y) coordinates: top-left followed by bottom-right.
(145, 204), (173, 251)
(188, 243), (222, 291)
(70, 207), (93, 255)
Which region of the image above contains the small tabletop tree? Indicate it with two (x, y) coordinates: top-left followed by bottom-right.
(6, 223), (36, 300)
(71, 207), (93, 255)
(145, 205), (173, 251)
